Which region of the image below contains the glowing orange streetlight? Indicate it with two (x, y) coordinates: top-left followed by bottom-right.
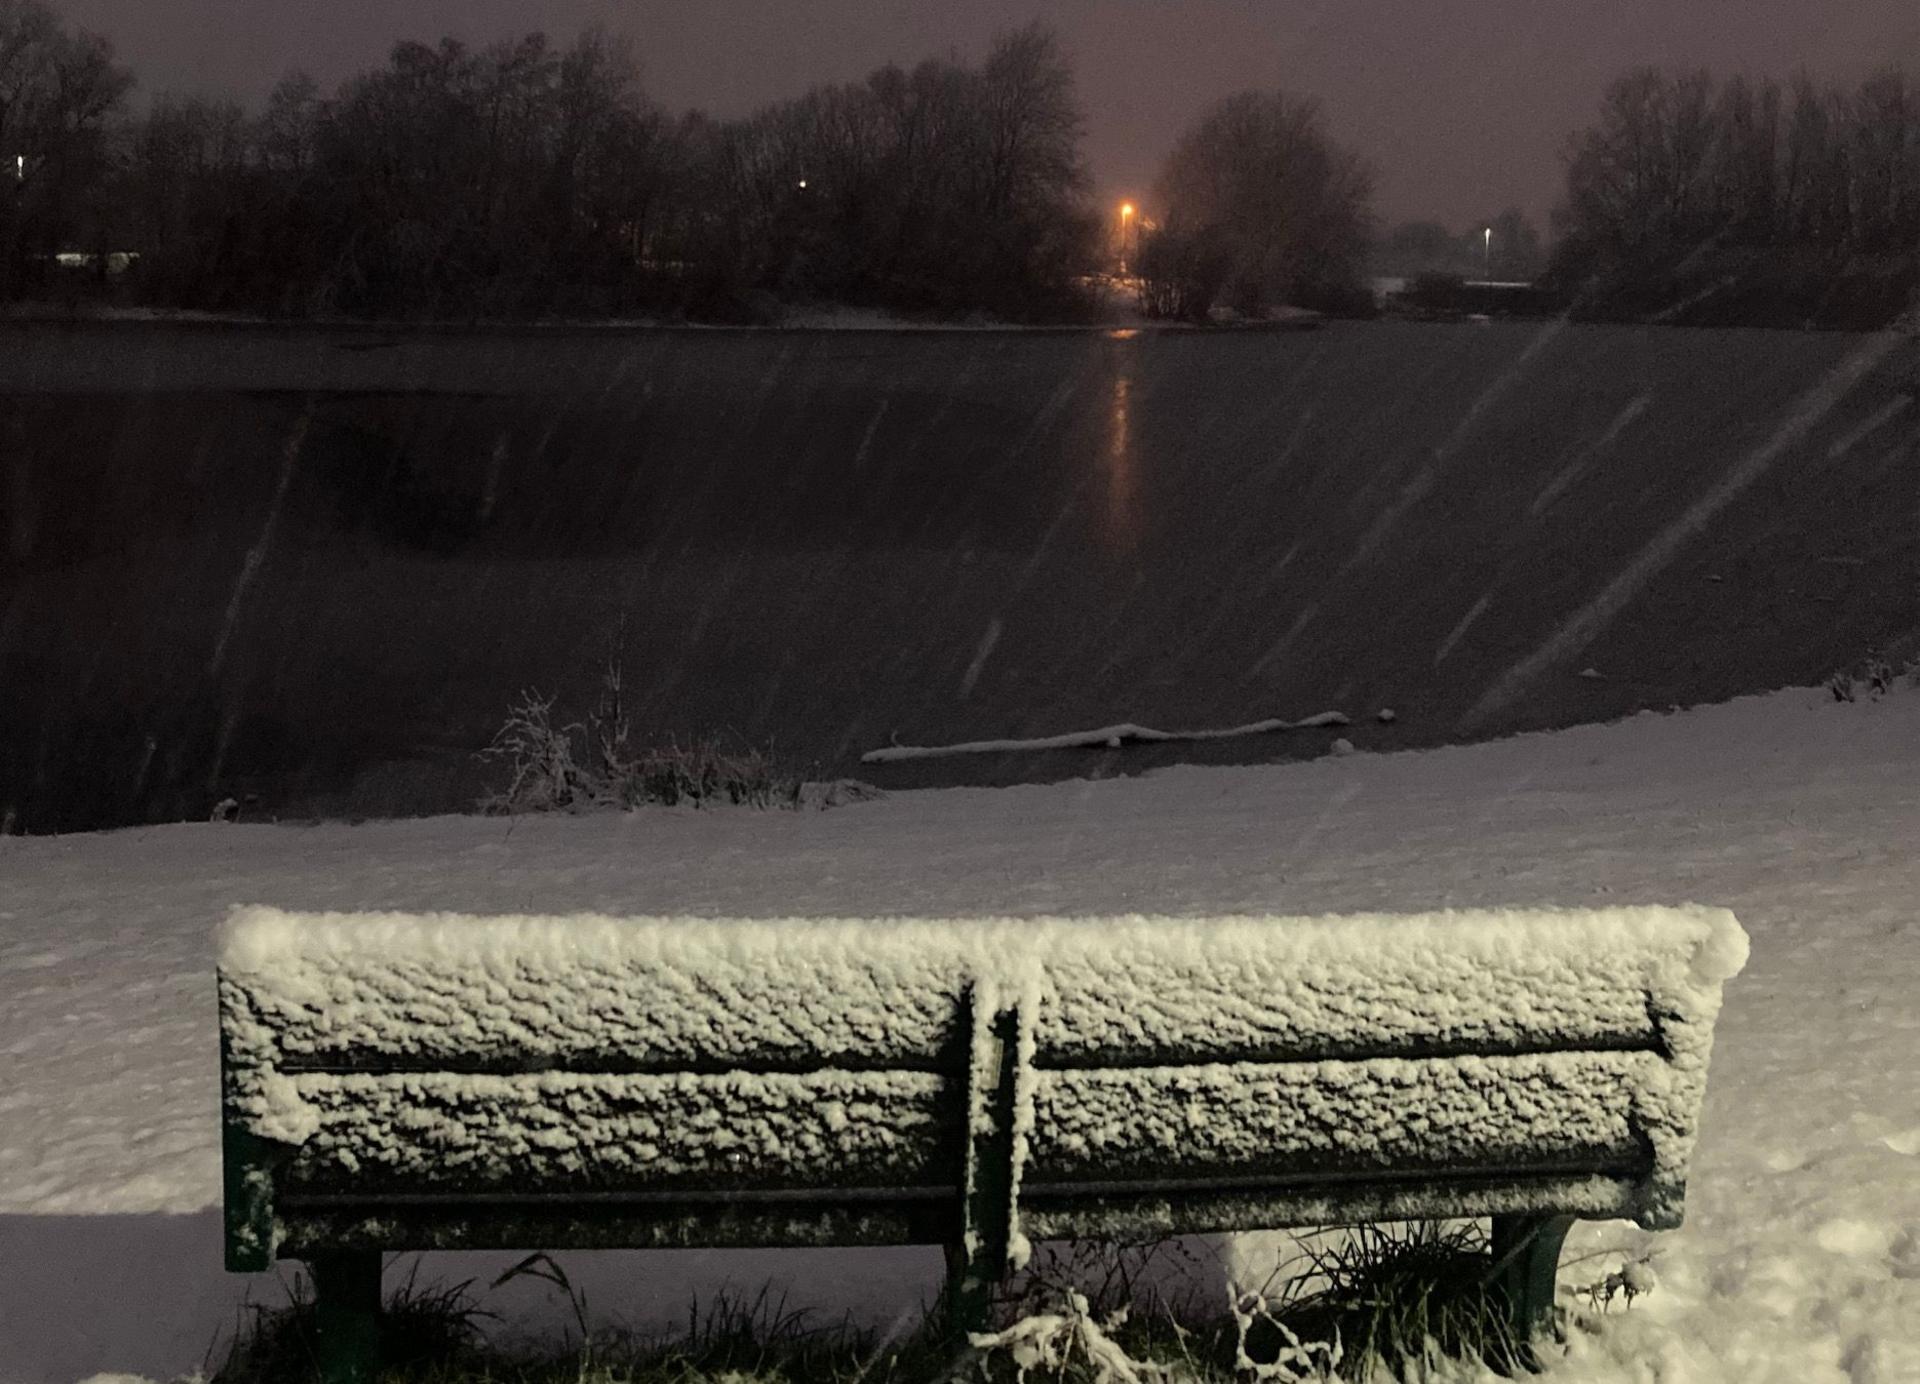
(1119, 202), (1136, 273)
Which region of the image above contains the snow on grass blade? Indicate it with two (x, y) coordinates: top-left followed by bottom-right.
(861, 712), (1351, 763)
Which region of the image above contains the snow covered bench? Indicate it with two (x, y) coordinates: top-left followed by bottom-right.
(219, 904), (1746, 1380)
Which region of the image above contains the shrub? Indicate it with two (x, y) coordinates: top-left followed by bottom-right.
(478, 664), (806, 813)
(1136, 224), (1234, 322)
(988, 1225), (1529, 1382)
(1236, 1222), (1524, 1380)
(477, 691), (600, 813)
(1827, 650), (1913, 703)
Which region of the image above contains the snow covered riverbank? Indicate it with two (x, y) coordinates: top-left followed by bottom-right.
(3, 683), (1917, 1382)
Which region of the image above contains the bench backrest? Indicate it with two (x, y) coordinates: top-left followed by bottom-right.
(219, 905), (1747, 1271)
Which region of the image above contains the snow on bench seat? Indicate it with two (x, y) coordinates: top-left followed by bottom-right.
(219, 904), (1746, 1269)
(283, 1069), (953, 1194)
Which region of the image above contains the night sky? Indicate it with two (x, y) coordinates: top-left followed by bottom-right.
(58, 0), (1920, 228)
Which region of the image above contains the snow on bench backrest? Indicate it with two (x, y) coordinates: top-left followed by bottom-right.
(219, 904), (1746, 1234)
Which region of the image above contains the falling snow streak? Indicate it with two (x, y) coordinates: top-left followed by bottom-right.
(1015, 464), (1099, 586)
(1103, 347), (1139, 556)
(958, 618), (1003, 699)
(1645, 274), (1743, 325)
(1200, 406), (1322, 595)
(997, 352), (1102, 471)
(3, 410), (31, 565)
(1245, 602), (1319, 679)
(1255, 404), (1320, 488)
(851, 398), (889, 469)
(1434, 593), (1492, 666)
(1442, 317), (1569, 445)
(1461, 331), (1910, 732)
(208, 404), (312, 678)
(1528, 392), (1654, 516)
(1332, 318), (1569, 585)
(1188, 539), (1304, 651)
(1825, 394), (1912, 460)
(479, 434), (510, 523)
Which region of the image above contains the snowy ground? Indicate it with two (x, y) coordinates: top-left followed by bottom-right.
(2, 683), (1917, 1383)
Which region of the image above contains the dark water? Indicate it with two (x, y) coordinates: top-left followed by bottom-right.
(3, 321), (1916, 832)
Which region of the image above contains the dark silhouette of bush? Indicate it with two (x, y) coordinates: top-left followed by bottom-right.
(1136, 223), (1234, 321)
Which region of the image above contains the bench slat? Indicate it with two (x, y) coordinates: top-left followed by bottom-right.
(264, 1168), (1650, 1257)
(1018, 1172), (1647, 1241)
(221, 907), (1732, 1076)
(277, 1199), (959, 1257)
(281, 1069), (958, 1195)
(1029, 1052), (1653, 1185)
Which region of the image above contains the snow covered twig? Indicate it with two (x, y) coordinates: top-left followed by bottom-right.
(969, 1291), (1176, 1384)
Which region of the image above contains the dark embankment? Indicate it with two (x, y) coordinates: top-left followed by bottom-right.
(2, 320), (1916, 832)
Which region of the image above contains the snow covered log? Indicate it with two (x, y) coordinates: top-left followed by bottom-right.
(860, 711), (1351, 763)
(219, 903), (1746, 1331)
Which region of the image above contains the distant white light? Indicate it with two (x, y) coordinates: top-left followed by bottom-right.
(797, 178), (808, 190)
(13, 154), (21, 180)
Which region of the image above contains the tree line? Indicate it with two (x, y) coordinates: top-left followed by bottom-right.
(0, 2), (1391, 323)
(1552, 65), (1920, 326)
(1, 6), (1109, 320)
(11, 0), (1912, 329)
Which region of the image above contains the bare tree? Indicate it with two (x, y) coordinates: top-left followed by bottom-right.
(84, 16), (1097, 320)
(1555, 63), (1920, 325)
(256, 70), (319, 178)
(1705, 74), (1783, 244)
(0, 0), (130, 298)
(1150, 90), (1374, 316)
(975, 23), (1085, 219)
(1845, 67), (1919, 253)
(1561, 68), (1718, 257)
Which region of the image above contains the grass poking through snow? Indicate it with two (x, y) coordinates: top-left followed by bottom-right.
(210, 1225), (1573, 1383)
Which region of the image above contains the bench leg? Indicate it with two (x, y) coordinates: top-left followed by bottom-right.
(309, 1250), (382, 1384)
(946, 987), (1021, 1342)
(945, 1240), (997, 1340)
(1488, 1214), (1574, 1372)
